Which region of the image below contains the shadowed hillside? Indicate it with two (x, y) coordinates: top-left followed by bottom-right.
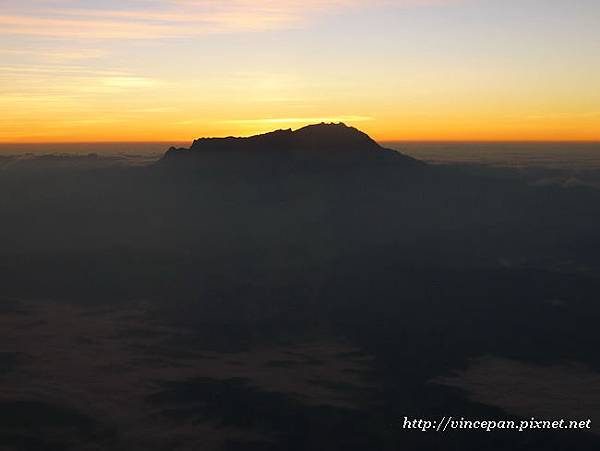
(161, 123), (423, 173)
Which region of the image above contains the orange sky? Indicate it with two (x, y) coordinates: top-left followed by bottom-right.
(1, 0), (599, 143)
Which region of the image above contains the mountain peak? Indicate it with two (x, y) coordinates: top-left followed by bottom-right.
(161, 123), (422, 169)
(291, 122), (379, 149)
(181, 122), (379, 152)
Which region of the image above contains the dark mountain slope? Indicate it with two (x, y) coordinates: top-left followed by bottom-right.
(1, 123), (599, 269)
(160, 123), (423, 173)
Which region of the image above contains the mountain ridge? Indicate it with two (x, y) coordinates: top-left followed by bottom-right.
(160, 123), (423, 168)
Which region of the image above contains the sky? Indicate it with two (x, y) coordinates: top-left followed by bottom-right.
(1, 0), (600, 142)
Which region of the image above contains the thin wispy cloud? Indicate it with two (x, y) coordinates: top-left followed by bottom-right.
(0, 65), (128, 76)
(23, 50), (109, 63)
(0, 65), (161, 107)
(0, 0), (462, 39)
(221, 116), (375, 125)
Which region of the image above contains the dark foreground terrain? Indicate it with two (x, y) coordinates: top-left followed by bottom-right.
(1, 124), (600, 450)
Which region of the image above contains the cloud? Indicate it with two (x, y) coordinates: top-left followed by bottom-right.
(0, 65), (127, 76)
(0, 0), (463, 39)
(220, 116), (374, 125)
(0, 65), (161, 107)
(99, 76), (160, 89)
(0, 48), (109, 63)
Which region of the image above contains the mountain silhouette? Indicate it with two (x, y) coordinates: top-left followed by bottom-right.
(160, 123), (423, 170)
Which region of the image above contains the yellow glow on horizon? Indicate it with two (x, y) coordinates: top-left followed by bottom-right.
(2, 70), (599, 143)
(3, 60), (599, 143)
(2, 116), (599, 143)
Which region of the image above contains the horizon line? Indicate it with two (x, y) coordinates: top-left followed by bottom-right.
(1, 139), (600, 145)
